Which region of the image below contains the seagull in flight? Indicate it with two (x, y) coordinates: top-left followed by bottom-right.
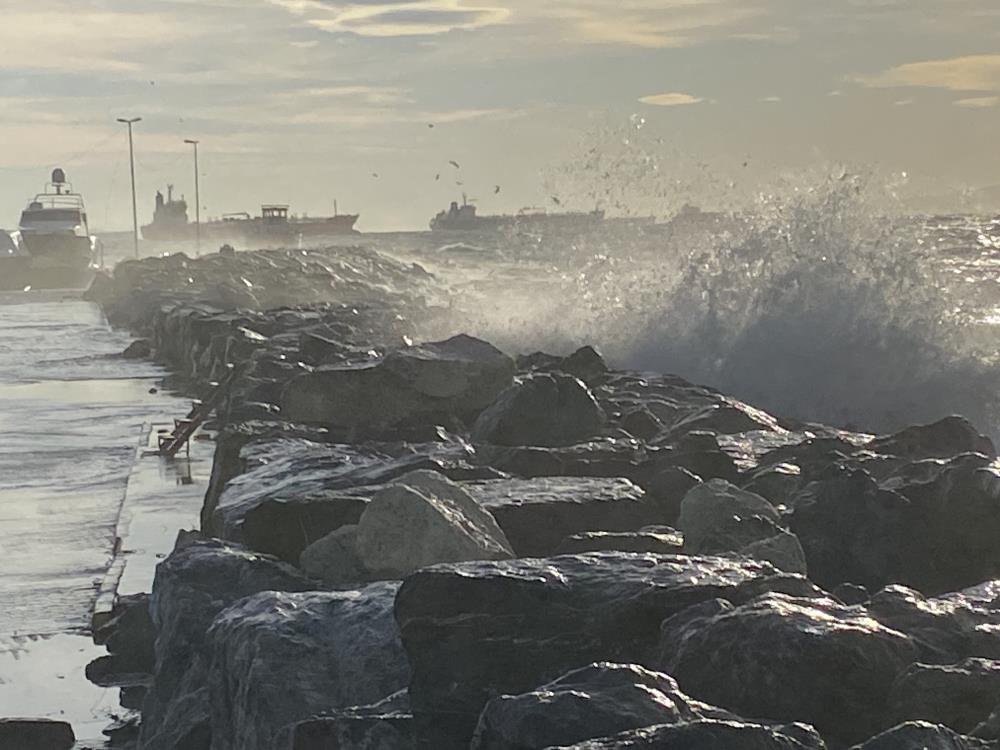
(449, 160), (460, 169)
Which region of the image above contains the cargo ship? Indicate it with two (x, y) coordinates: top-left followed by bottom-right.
(430, 197), (605, 232)
(0, 169), (100, 290)
(142, 189), (360, 243)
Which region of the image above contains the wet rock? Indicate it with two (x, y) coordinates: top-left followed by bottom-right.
(206, 585), (409, 750)
(556, 528), (684, 555)
(122, 338), (152, 359)
(470, 662), (734, 750)
(285, 692), (415, 750)
(548, 719), (827, 749)
(852, 721), (997, 749)
(834, 583), (871, 606)
(885, 659), (1000, 733)
(300, 525), (368, 585)
(282, 334), (515, 429)
(516, 345), (609, 386)
(139, 540), (315, 750)
(207, 435), (498, 558)
(354, 471), (513, 579)
(867, 416), (996, 461)
(476, 437), (643, 481)
(642, 445), (741, 487)
(471, 373), (606, 447)
(866, 584), (1000, 664)
(743, 463), (803, 507)
(396, 552), (821, 748)
(788, 467), (912, 592)
(462, 477), (656, 557)
(658, 593), (919, 744)
(635, 465), (701, 525)
(664, 399), (785, 440)
(621, 409), (662, 441)
(0, 718), (75, 750)
(678, 479), (781, 553)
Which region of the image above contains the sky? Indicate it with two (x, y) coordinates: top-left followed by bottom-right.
(1, 0), (1000, 231)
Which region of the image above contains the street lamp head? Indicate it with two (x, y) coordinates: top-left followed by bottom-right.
(184, 139), (199, 145)
(117, 117), (142, 124)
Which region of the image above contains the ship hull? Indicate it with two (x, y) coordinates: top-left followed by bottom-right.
(0, 256), (95, 291)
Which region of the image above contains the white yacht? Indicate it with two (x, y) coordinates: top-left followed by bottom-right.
(2, 169), (100, 290)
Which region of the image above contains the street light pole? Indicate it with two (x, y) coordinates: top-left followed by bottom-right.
(117, 117), (142, 259)
(184, 139), (201, 255)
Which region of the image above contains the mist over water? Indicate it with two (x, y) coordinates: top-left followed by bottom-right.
(438, 132), (1000, 436)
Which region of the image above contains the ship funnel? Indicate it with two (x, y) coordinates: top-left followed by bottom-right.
(51, 168), (66, 185)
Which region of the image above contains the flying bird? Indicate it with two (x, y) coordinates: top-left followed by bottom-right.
(449, 160), (460, 169)
(372, 172), (379, 178)
(434, 173), (440, 181)
(551, 196), (561, 206)
(494, 185), (501, 194)
(428, 123), (435, 129)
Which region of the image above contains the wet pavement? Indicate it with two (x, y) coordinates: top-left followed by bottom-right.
(0, 296), (208, 745)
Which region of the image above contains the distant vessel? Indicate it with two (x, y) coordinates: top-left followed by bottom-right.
(209, 204), (360, 243)
(141, 189), (360, 243)
(141, 185), (195, 241)
(430, 196), (605, 232)
(1, 169), (99, 290)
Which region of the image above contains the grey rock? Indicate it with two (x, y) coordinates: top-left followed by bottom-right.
(678, 479), (782, 553)
(886, 659), (1000, 733)
(658, 593), (919, 744)
(471, 662), (735, 750)
(300, 525), (368, 585)
(206, 585), (409, 750)
(396, 552), (822, 748)
(0, 719), (75, 750)
(355, 471), (513, 579)
(282, 334), (515, 428)
(463, 477), (656, 557)
(852, 721), (997, 749)
(472, 373), (606, 447)
(556, 528), (684, 556)
(285, 692), (415, 750)
(545, 719), (826, 749)
(867, 417), (996, 461)
(139, 540), (315, 750)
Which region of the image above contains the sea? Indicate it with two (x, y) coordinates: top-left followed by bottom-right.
(1, 175), (1000, 744)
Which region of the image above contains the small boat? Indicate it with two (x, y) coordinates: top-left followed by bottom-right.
(1, 169), (100, 290)
(430, 195), (605, 232)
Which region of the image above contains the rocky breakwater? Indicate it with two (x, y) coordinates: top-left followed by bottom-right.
(82, 245), (1000, 749)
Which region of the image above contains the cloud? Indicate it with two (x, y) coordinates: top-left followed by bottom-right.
(857, 54), (1000, 92)
(270, 0), (509, 36)
(638, 92), (704, 106)
(955, 95), (999, 108)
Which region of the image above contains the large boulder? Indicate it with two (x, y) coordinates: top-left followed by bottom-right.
(287, 693), (416, 750)
(139, 540), (315, 750)
(471, 373), (606, 447)
(281, 334), (515, 429)
(462, 477), (656, 557)
(556, 528), (684, 556)
(354, 471), (513, 579)
(885, 659), (1000, 733)
(852, 721), (997, 749)
(867, 417), (996, 461)
(546, 719), (827, 749)
(207, 436), (499, 558)
(0, 719), (75, 750)
(658, 593), (919, 744)
(395, 552), (821, 748)
(206, 585), (410, 750)
(470, 662), (735, 750)
(300, 525), (368, 585)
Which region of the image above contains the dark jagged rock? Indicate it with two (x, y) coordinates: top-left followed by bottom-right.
(207, 435), (500, 558)
(866, 584), (1000, 665)
(300, 525), (368, 585)
(285, 692), (416, 750)
(834, 582), (872, 606)
(471, 373), (606, 447)
(206, 585), (409, 750)
(0, 718), (75, 750)
(886, 659), (1000, 734)
(790, 456), (1000, 595)
(88, 593), (155, 685)
(395, 552), (821, 748)
(852, 721), (998, 749)
(462, 477), (657, 557)
(634, 465), (701, 525)
(476, 437), (643, 480)
(663, 399), (785, 440)
(621, 408), (663, 441)
(640, 444), (741, 487)
(547, 719), (827, 749)
(139, 540), (315, 750)
(122, 338), (152, 359)
(516, 346), (609, 386)
(658, 593), (919, 744)
(556, 528), (684, 555)
(742, 462), (803, 507)
(282, 334), (515, 429)
(867, 417), (996, 461)
(470, 662), (735, 750)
